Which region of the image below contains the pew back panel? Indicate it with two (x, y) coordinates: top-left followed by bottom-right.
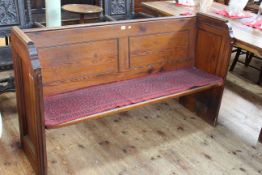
(25, 17), (196, 96)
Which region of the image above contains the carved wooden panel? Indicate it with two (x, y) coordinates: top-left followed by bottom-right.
(104, 0), (131, 17)
(0, 0), (20, 26)
(110, 0), (127, 15)
(0, 0), (28, 37)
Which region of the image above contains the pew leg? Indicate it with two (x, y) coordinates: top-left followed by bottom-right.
(14, 53), (47, 175)
(179, 86), (224, 126)
(19, 112), (47, 175)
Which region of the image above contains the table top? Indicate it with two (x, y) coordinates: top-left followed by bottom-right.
(62, 4), (103, 15)
(142, 1), (262, 56)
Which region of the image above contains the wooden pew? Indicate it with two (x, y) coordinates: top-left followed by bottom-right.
(11, 14), (233, 175)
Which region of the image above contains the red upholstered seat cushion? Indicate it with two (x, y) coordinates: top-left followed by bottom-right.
(44, 67), (223, 127)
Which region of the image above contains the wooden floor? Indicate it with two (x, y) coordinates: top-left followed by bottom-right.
(0, 55), (262, 174)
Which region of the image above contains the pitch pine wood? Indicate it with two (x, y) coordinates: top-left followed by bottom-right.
(25, 17), (196, 96)
(11, 15), (232, 175)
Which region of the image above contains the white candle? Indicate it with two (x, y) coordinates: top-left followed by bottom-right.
(45, 0), (62, 27)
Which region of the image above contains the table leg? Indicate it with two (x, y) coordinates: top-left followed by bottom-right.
(0, 112), (2, 138)
(259, 128), (262, 143)
(80, 14), (85, 24)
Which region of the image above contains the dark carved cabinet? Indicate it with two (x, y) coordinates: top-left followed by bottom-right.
(104, 0), (134, 19)
(102, 0), (153, 21)
(0, 0), (32, 95)
(0, 0), (30, 37)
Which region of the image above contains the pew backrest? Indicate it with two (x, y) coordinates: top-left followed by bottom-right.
(20, 16), (197, 96)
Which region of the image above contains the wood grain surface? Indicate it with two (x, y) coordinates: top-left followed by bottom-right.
(10, 14), (234, 174)
(25, 17), (196, 96)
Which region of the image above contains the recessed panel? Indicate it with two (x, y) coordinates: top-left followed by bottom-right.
(129, 31), (190, 70)
(195, 29), (222, 74)
(38, 39), (119, 95)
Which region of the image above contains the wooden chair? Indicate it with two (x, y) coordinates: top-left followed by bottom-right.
(0, 0), (33, 95)
(230, 49), (262, 85)
(229, 1), (262, 85)
(100, 0), (153, 21)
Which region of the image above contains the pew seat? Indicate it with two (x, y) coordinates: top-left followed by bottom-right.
(45, 67), (223, 128)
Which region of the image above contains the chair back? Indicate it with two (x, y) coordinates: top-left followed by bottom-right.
(103, 0), (135, 20)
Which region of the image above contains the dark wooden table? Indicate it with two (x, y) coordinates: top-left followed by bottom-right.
(62, 4), (102, 24)
(142, 1), (262, 56)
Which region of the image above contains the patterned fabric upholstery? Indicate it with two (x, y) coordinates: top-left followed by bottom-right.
(44, 67), (223, 127)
